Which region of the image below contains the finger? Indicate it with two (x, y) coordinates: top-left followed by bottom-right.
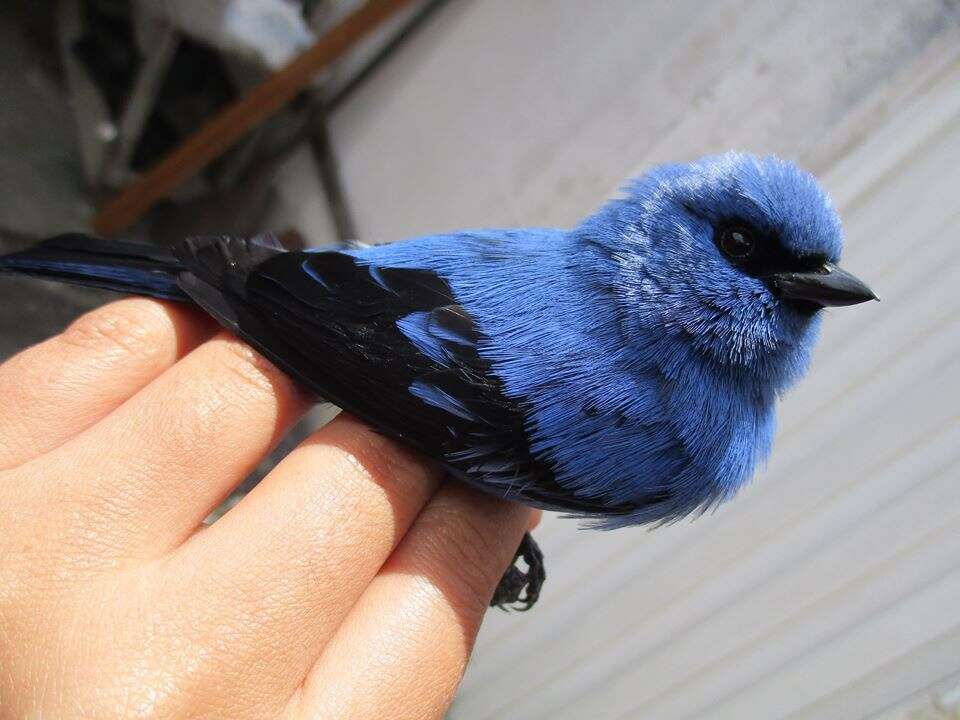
(0, 297), (214, 470)
(164, 414), (444, 700)
(19, 332), (309, 556)
(295, 484), (533, 720)
(528, 508), (543, 529)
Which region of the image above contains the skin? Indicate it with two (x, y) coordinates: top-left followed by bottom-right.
(0, 297), (539, 719)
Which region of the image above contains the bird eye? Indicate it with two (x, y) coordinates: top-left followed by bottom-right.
(718, 226), (756, 259)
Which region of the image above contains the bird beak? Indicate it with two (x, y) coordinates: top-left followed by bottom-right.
(768, 262), (878, 307)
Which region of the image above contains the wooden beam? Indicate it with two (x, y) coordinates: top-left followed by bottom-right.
(93, 0), (416, 237)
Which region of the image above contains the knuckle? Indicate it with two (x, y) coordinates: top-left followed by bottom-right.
(61, 300), (172, 360)
(324, 415), (439, 495)
(144, 393), (221, 469)
(215, 336), (290, 400)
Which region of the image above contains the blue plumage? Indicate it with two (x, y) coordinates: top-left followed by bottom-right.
(0, 152), (876, 530)
(339, 152), (866, 526)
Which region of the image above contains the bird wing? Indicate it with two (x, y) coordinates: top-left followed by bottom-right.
(172, 235), (630, 517)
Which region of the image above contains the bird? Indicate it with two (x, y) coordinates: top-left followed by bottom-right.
(0, 152), (877, 609)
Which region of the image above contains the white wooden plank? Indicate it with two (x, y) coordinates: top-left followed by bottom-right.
(697, 568), (960, 720)
(614, 461), (960, 718)
(787, 642), (960, 719)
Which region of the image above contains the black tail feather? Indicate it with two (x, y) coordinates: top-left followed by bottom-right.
(0, 233), (188, 301)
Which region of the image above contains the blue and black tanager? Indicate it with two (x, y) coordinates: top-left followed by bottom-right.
(0, 152), (877, 608)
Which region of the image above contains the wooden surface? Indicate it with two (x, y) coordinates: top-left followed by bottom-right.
(91, 0), (416, 237)
(326, 1), (960, 718)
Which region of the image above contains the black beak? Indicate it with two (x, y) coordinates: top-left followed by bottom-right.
(767, 262), (878, 308)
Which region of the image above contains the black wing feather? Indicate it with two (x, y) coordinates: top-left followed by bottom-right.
(174, 236), (632, 516)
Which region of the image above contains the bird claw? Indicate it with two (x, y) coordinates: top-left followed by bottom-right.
(490, 532), (545, 611)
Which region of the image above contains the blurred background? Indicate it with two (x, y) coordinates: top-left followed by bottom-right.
(2, 1), (960, 718)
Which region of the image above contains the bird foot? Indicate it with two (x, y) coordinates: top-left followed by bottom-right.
(490, 532), (545, 611)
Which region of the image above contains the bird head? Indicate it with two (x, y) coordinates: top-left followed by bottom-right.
(580, 152), (876, 390)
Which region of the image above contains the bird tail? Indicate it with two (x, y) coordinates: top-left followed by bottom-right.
(0, 233), (189, 302)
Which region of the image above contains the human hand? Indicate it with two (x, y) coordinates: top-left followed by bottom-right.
(0, 298), (538, 719)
